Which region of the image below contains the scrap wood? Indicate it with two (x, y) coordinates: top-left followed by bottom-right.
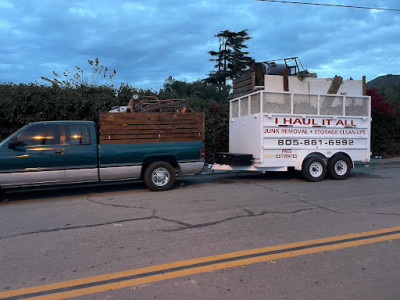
(127, 95), (187, 112)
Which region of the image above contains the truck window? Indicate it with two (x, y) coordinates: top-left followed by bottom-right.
(17, 124), (61, 146)
(65, 125), (91, 145)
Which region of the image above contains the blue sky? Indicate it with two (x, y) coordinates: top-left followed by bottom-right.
(1, 0), (399, 90)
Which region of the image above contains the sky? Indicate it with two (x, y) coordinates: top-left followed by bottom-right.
(1, 0), (400, 90)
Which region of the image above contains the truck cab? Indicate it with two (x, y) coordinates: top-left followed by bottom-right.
(0, 114), (205, 192)
(0, 121), (98, 187)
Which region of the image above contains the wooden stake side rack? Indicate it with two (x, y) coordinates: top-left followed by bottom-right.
(99, 112), (205, 144)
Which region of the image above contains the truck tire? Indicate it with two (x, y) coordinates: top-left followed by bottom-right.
(144, 161), (176, 191)
(328, 155), (351, 180)
(302, 157), (327, 182)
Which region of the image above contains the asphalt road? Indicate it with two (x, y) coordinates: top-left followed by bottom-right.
(0, 159), (400, 300)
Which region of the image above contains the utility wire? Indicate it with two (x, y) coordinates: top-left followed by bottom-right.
(255, 0), (400, 12)
(342, 52), (400, 78)
(371, 52), (400, 78)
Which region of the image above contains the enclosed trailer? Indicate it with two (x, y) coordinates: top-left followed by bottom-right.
(213, 75), (371, 181)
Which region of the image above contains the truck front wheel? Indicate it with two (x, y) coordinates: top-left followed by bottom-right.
(144, 161), (176, 191)
(302, 157), (327, 182)
(328, 155), (351, 180)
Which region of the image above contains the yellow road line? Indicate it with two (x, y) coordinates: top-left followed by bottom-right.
(1, 226), (400, 300)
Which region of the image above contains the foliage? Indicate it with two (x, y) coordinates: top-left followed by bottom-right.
(41, 58), (117, 88)
(382, 83), (400, 116)
(369, 88), (396, 117)
(159, 77), (230, 161)
(0, 83), (118, 139)
(367, 88), (400, 157)
(201, 102), (229, 162)
(206, 29), (255, 87)
(159, 76), (231, 104)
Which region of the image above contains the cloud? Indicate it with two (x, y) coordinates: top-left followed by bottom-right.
(1, 0), (399, 88)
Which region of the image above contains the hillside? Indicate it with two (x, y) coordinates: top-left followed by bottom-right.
(367, 75), (400, 93)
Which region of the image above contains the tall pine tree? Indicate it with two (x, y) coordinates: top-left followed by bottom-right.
(206, 30), (254, 87)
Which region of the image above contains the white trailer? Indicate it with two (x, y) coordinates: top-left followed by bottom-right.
(213, 75), (371, 181)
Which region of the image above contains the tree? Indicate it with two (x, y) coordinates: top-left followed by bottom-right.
(41, 58), (116, 88)
(160, 76), (230, 103)
(383, 84), (400, 116)
(206, 30), (255, 87)
(367, 88), (400, 156)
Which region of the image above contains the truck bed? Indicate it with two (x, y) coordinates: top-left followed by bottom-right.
(99, 112), (204, 144)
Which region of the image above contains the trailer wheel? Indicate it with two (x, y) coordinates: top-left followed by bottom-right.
(302, 157), (327, 182)
(144, 161), (176, 191)
(328, 155), (351, 180)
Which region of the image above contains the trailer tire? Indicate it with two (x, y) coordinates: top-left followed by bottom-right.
(328, 155), (351, 180)
(144, 161), (176, 191)
(302, 157), (327, 182)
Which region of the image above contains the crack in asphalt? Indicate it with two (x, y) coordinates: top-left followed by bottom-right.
(252, 182), (400, 216)
(252, 182), (345, 214)
(372, 212), (400, 216)
(3, 187), (397, 240)
(253, 183), (282, 193)
(86, 197), (147, 209)
(159, 208), (314, 232)
(345, 211), (400, 216)
(0, 215), (154, 240)
(0, 208), (313, 240)
(294, 197), (344, 214)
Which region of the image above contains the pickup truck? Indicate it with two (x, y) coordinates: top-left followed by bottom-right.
(0, 119), (205, 192)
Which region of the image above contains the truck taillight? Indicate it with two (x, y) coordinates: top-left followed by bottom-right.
(200, 146), (205, 162)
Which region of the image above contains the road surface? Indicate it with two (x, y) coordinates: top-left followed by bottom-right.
(0, 159), (399, 299)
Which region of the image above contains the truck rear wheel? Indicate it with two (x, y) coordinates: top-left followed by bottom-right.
(302, 157), (327, 182)
(144, 161), (176, 191)
(328, 155), (351, 180)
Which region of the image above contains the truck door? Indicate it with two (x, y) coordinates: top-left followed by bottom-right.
(63, 123), (98, 182)
(0, 123), (65, 185)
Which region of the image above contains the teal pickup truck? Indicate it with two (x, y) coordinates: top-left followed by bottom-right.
(0, 119), (205, 192)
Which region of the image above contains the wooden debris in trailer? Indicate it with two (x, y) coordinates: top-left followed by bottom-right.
(233, 72), (255, 98)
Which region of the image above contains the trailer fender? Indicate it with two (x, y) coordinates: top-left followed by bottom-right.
(294, 151), (327, 171)
(327, 152), (354, 168)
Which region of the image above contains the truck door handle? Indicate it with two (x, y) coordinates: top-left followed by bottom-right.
(54, 150), (64, 155)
